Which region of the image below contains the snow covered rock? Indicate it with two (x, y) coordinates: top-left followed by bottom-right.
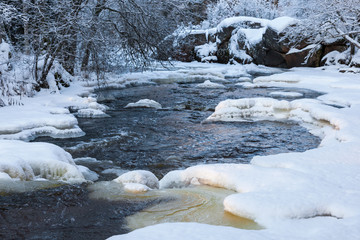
(0, 140), (85, 182)
(113, 170), (159, 189)
(196, 80), (226, 89)
(125, 99), (162, 109)
(76, 108), (109, 118)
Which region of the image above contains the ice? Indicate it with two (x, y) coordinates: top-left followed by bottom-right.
(113, 170), (159, 189)
(269, 91), (303, 98)
(235, 82), (256, 88)
(267, 16), (298, 33)
(76, 108), (110, 118)
(0, 140), (85, 182)
(125, 99), (162, 109)
(217, 16), (270, 31)
(123, 183), (151, 193)
(195, 42), (217, 62)
(196, 80), (226, 89)
(112, 64), (360, 240)
(237, 77), (252, 82)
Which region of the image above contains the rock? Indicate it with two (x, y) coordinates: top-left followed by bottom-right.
(216, 41), (230, 63)
(174, 32), (208, 62)
(322, 39), (348, 58)
(262, 26), (291, 53)
(285, 45), (323, 68)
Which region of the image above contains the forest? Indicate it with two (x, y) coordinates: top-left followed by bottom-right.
(1, 0), (359, 105)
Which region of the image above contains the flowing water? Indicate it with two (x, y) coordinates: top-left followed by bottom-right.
(0, 80), (322, 239)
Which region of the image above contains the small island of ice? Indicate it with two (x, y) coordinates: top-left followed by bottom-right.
(269, 91), (303, 98)
(125, 99), (162, 109)
(196, 80), (226, 89)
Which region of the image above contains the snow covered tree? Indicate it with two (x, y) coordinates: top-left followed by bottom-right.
(206, 0), (279, 27)
(280, 0), (360, 59)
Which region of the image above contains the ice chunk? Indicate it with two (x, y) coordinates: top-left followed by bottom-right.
(235, 82), (256, 89)
(78, 165), (99, 181)
(113, 170), (159, 189)
(125, 99), (162, 109)
(0, 140), (84, 182)
(196, 80), (226, 89)
(76, 108), (110, 118)
(269, 91), (303, 98)
(123, 183), (151, 193)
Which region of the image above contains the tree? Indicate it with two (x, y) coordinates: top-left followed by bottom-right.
(280, 0), (360, 55)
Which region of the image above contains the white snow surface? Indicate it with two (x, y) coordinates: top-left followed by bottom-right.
(110, 64), (360, 240)
(196, 80), (226, 89)
(0, 140), (84, 182)
(113, 170), (159, 189)
(125, 99), (162, 109)
(269, 91), (303, 98)
(2, 61), (360, 239)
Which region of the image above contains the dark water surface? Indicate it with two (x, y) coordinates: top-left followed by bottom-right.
(1, 81), (321, 239)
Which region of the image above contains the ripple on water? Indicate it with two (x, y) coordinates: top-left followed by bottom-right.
(88, 182), (262, 230)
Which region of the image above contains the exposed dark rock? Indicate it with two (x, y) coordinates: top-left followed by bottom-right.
(217, 26), (236, 45)
(285, 45), (323, 68)
(169, 32), (208, 62)
(263, 26), (291, 53)
(217, 41), (230, 63)
(264, 50), (287, 67)
(322, 39), (348, 58)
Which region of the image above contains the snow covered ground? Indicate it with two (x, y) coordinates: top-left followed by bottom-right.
(1, 61), (360, 239)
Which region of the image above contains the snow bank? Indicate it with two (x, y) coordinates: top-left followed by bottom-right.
(0, 140), (84, 182)
(125, 99), (162, 109)
(113, 170), (159, 189)
(196, 80), (226, 89)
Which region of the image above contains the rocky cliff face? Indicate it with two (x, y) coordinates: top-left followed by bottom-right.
(163, 16), (348, 68)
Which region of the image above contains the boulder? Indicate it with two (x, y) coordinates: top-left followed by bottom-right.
(216, 41), (230, 63)
(285, 45), (323, 67)
(262, 26), (291, 53)
(173, 32), (208, 62)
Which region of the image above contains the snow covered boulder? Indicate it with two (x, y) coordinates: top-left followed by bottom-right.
(113, 170), (159, 189)
(125, 99), (162, 109)
(0, 140), (84, 182)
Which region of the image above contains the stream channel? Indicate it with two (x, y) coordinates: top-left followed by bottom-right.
(0, 77), (322, 239)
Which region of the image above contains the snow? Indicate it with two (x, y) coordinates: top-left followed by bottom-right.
(195, 42), (217, 62)
(237, 77), (252, 82)
(110, 64), (360, 240)
(235, 82), (257, 89)
(269, 91), (303, 98)
(2, 60), (360, 239)
(76, 108), (109, 118)
(125, 99), (162, 109)
(0, 140), (84, 182)
(217, 16), (270, 31)
(196, 80), (226, 89)
(113, 170), (159, 189)
(267, 16), (298, 33)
